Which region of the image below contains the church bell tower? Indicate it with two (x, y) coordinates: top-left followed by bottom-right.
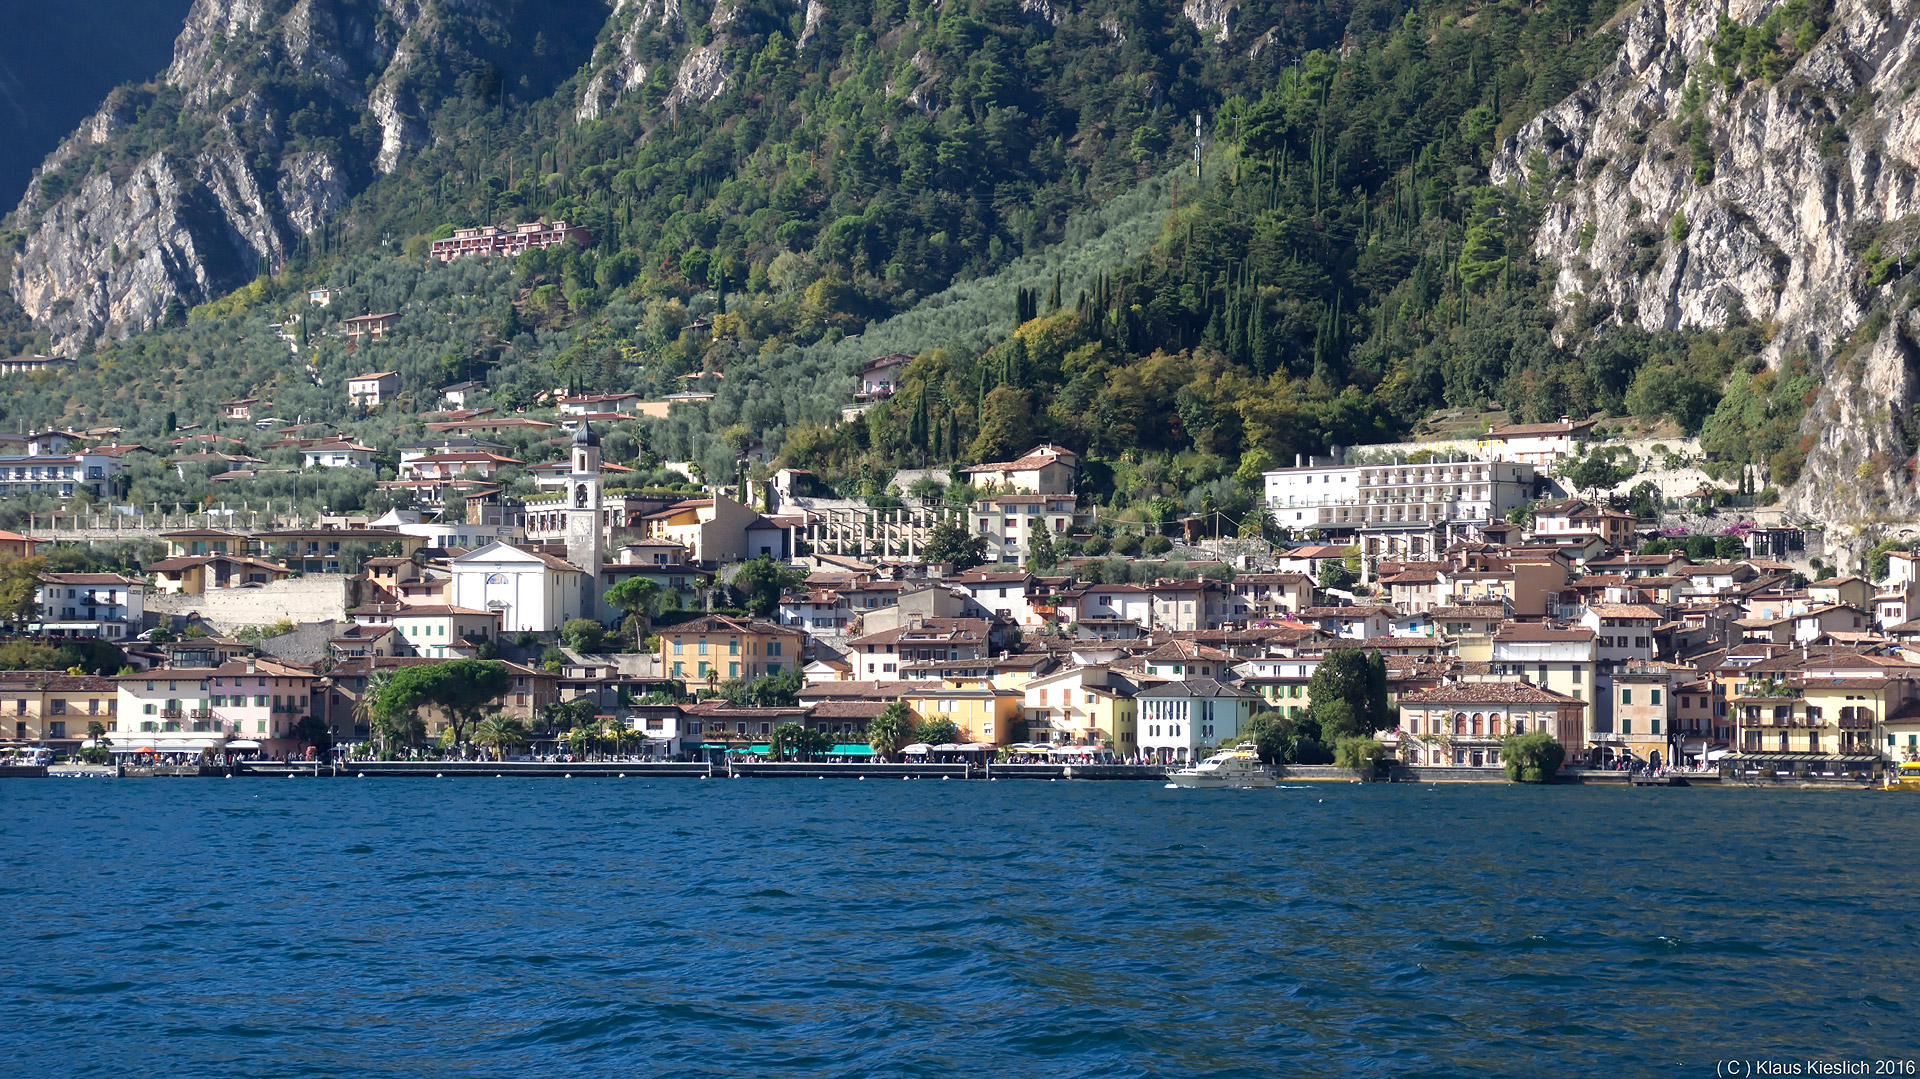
(565, 420), (605, 620)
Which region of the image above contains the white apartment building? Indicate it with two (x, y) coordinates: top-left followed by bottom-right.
(302, 443), (379, 469)
(1135, 678), (1262, 764)
(1263, 457), (1535, 559)
(0, 451), (120, 500)
(34, 573), (145, 640)
(950, 570), (1042, 626)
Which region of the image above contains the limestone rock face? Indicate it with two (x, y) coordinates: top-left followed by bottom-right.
(577, 0), (684, 120)
(798, 0), (830, 49)
(1493, 0), (1920, 523)
(5, 0), (588, 353)
(667, 43), (731, 110)
(1182, 0), (1238, 43)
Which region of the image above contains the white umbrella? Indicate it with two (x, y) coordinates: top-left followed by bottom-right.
(932, 743), (966, 752)
(901, 743), (932, 754)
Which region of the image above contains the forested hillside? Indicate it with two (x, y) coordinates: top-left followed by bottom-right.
(693, 0), (1695, 513)
(2, 0), (1820, 529)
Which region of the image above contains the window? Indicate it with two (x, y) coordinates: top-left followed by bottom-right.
(1620, 688), (1632, 705)
(1651, 688), (1662, 705)
(50, 699), (66, 715)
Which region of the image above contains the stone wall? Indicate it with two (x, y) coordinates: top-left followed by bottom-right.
(147, 576), (358, 633)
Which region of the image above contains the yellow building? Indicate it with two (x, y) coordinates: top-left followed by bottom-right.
(1733, 675), (1899, 764)
(898, 683), (1023, 746)
(0, 672), (120, 752)
(659, 615), (803, 684)
(1021, 665), (1138, 750)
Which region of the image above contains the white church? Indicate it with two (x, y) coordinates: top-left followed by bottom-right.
(449, 422), (604, 633)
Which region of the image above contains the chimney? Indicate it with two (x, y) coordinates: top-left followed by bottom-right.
(245, 657), (256, 675)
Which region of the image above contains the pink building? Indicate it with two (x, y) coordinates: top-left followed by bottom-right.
(430, 221), (593, 262)
(208, 658), (324, 751)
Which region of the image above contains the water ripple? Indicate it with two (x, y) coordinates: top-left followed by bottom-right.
(1, 780), (1916, 1076)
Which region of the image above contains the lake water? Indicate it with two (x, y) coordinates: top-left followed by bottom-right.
(3, 777), (1914, 1077)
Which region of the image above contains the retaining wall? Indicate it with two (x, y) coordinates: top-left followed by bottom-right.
(148, 576), (356, 632)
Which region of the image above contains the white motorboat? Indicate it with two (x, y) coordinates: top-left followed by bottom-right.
(1166, 750), (1277, 789)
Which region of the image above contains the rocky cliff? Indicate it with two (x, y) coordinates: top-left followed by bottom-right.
(6, 0), (600, 353)
(1495, 0), (1920, 524)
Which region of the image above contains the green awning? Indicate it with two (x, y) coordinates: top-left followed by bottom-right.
(830, 744), (875, 756)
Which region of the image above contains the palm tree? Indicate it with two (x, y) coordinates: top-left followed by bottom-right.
(474, 715), (530, 761)
(374, 710), (426, 759)
(81, 720), (111, 764)
(353, 670), (391, 746)
(867, 702), (913, 762)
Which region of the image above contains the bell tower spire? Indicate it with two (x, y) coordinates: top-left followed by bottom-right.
(565, 420), (604, 619)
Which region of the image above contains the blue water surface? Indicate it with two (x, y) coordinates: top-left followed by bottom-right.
(2, 777), (1913, 1077)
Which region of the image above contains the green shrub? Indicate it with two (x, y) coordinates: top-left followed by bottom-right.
(1502, 731), (1566, 783)
(1333, 736), (1386, 772)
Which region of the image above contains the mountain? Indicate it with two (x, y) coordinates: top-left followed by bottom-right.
(4, 0), (1338, 354)
(0, 0), (1637, 511)
(12, 0), (1917, 532)
(5, 0), (606, 351)
(1496, 0), (1920, 524)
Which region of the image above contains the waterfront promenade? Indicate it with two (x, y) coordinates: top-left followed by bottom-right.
(13, 759), (1891, 787)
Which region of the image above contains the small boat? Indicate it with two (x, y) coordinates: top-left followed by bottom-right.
(1167, 750), (1276, 789)
(1886, 761), (1920, 791)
